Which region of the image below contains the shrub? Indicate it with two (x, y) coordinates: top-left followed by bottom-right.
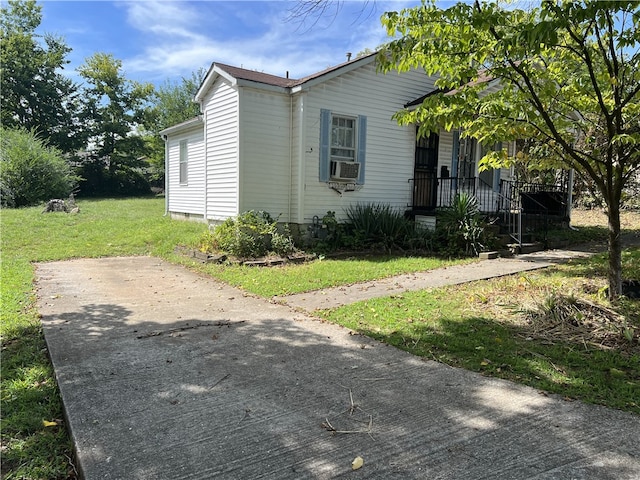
(0, 127), (79, 207)
(436, 193), (486, 257)
(201, 211), (296, 258)
(344, 203), (416, 252)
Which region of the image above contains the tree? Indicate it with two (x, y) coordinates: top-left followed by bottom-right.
(143, 69), (205, 187)
(77, 53), (155, 196)
(0, 0), (82, 153)
(378, 0), (640, 299)
(0, 127), (80, 207)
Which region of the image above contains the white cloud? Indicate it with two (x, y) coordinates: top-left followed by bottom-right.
(120, 0), (413, 83)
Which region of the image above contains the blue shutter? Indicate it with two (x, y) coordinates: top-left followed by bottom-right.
(451, 130), (460, 190)
(356, 115), (367, 184)
(319, 109), (331, 182)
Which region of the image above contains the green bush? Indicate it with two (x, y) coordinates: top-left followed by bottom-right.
(0, 127), (79, 207)
(344, 203), (418, 252)
(201, 211), (296, 258)
(436, 193), (486, 257)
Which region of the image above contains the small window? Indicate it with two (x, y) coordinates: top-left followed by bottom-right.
(179, 140), (188, 184)
(319, 109), (367, 184)
(331, 115), (356, 162)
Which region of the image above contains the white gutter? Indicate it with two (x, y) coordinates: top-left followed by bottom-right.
(288, 93), (293, 222)
(162, 134), (169, 216)
(296, 93), (306, 224)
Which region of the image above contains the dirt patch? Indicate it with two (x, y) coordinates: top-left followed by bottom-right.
(571, 208), (640, 230)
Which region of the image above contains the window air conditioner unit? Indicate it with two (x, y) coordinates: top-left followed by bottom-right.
(330, 161), (360, 180)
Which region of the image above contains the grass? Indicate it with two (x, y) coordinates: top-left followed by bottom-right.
(193, 255), (475, 297)
(2, 199), (638, 478)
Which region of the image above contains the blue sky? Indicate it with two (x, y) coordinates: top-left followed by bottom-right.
(36, 0), (421, 87)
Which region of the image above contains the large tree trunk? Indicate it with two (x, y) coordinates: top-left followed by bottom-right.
(607, 201), (623, 300)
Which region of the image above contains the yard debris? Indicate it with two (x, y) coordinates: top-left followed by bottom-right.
(322, 389), (374, 437)
(136, 320), (244, 339)
(521, 293), (638, 354)
(207, 373), (230, 391)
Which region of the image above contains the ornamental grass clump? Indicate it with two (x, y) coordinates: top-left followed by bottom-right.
(344, 202), (419, 252)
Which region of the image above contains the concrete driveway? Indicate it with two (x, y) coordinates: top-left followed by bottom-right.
(37, 256), (640, 479)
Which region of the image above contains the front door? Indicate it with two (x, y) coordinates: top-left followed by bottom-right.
(413, 130), (438, 209)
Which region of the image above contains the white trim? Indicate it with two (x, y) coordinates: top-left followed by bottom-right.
(291, 54), (377, 93)
(160, 116), (203, 136)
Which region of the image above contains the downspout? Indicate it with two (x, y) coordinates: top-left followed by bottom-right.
(201, 111), (208, 222)
(288, 91), (293, 223)
(162, 134), (169, 216)
(297, 93), (306, 225)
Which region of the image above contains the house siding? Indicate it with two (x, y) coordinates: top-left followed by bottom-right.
(205, 78), (240, 222)
(167, 127), (205, 217)
(238, 87), (292, 221)
(300, 64), (435, 223)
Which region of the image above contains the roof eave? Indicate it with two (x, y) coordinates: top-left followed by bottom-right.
(290, 53), (378, 93)
(159, 116), (204, 137)
(236, 79), (290, 94)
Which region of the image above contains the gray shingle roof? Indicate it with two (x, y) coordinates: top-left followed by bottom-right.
(213, 51), (378, 89)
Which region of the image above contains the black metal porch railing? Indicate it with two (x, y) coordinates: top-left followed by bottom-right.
(410, 176), (500, 214)
(409, 175), (571, 246)
(499, 179), (569, 217)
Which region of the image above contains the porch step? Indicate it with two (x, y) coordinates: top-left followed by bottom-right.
(508, 242), (545, 255)
(496, 233), (535, 247)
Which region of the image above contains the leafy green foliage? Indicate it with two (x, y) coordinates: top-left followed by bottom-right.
(76, 53), (155, 197)
(201, 211), (296, 258)
(436, 193), (486, 257)
(0, 0), (83, 153)
(0, 127), (80, 207)
(379, 0), (639, 298)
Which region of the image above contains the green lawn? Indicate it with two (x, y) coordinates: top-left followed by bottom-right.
(2, 198), (638, 479)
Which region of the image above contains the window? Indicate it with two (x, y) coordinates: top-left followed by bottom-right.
(319, 109), (367, 184)
(331, 115), (356, 162)
(179, 140), (188, 184)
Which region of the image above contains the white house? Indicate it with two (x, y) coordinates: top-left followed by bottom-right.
(161, 53), (554, 235)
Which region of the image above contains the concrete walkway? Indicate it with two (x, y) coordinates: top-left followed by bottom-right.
(36, 249), (640, 479)
(277, 257), (553, 310)
(277, 238), (628, 311)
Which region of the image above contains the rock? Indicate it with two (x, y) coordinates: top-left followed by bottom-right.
(42, 199), (68, 213)
(42, 195), (78, 213)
